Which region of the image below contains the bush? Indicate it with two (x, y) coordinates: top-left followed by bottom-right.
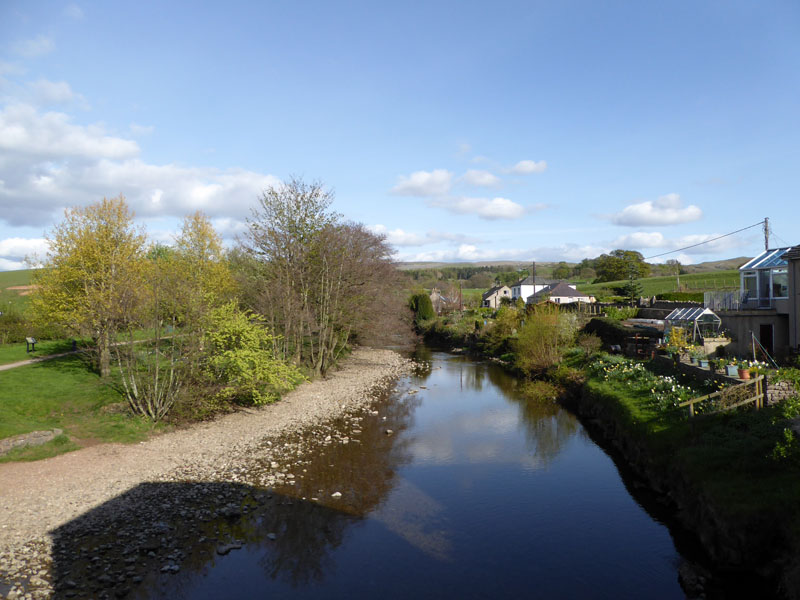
(202, 302), (305, 405)
(605, 306), (638, 321)
(514, 305), (577, 375)
(409, 293), (435, 323)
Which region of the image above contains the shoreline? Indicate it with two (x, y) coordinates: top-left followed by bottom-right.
(0, 347), (412, 598)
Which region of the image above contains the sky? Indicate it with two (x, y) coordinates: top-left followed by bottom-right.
(1, 1), (799, 271)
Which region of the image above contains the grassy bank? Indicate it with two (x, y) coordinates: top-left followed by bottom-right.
(0, 354), (158, 462)
(577, 269), (740, 298)
(417, 307), (800, 593)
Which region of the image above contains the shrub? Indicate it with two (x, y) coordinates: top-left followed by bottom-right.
(514, 305), (578, 375)
(202, 302), (305, 405)
(409, 293), (435, 323)
(576, 332), (602, 356)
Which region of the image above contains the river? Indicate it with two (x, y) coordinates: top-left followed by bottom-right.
(126, 348), (716, 599)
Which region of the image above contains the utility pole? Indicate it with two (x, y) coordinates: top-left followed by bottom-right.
(764, 217), (769, 251)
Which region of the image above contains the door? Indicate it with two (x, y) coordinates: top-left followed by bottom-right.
(759, 323), (774, 357)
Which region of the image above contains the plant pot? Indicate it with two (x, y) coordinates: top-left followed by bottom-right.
(699, 359), (709, 368)
(690, 357), (698, 365)
(725, 365), (739, 377)
(738, 368), (751, 380)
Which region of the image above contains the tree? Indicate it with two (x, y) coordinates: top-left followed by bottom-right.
(409, 293), (435, 322)
(240, 177), (403, 375)
(552, 262), (571, 280)
(593, 249), (650, 283)
(31, 196), (146, 378)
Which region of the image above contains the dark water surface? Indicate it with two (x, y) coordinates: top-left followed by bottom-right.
(143, 350), (691, 599)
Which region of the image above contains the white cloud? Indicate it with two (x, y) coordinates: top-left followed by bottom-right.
(396, 241), (609, 264)
(460, 169), (500, 187)
(64, 4), (84, 19)
(612, 232), (666, 248)
(12, 35), (55, 58)
(27, 79), (87, 107)
(391, 169), (452, 196)
(129, 122), (154, 136)
(0, 257), (27, 270)
(612, 230), (743, 259)
(0, 237), (49, 258)
(0, 103), (138, 160)
(0, 102), (281, 227)
(507, 159), (547, 175)
(612, 193), (702, 226)
(430, 196), (526, 220)
(368, 224), (481, 247)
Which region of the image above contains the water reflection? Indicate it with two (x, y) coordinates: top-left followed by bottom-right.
(407, 352), (579, 470)
(45, 349), (699, 599)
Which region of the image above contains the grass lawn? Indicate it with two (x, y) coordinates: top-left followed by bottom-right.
(0, 339), (79, 365)
(0, 353), (160, 462)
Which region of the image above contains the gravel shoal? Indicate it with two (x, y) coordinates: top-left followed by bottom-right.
(0, 347), (412, 599)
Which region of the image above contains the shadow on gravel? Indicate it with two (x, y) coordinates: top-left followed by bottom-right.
(48, 377), (422, 599)
(48, 481), (369, 599)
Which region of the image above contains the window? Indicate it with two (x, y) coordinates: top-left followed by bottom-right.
(742, 271), (757, 298)
(772, 268), (788, 299)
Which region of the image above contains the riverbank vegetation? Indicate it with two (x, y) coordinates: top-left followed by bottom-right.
(0, 179), (411, 461)
(415, 304), (800, 593)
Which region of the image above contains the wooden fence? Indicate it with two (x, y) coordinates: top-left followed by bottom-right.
(679, 375), (765, 417)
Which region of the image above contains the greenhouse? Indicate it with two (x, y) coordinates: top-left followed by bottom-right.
(664, 307), (722, 342)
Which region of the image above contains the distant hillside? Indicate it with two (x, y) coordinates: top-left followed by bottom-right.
(0, 269), (34, 312)
(679, 257), (749, 273)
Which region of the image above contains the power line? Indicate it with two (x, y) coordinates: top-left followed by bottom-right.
(644, 220), (765, 260)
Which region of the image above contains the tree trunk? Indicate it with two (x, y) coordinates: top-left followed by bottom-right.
(99, 330), (111, 379)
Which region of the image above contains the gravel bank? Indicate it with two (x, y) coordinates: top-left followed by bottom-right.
(0, 347), (412, 599)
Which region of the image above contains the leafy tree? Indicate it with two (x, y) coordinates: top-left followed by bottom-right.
(409, 293), (435, 322)
(514, 305), (578, 374)
(240, 177), (404, 375)
(202, 302), (305, 405)
(31, 196), (146, 378)
(593, 249), (650, 283)
(552, 262), (571, 280)
(174, 211), (236, 306)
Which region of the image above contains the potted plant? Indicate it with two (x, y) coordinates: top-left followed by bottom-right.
(699, 356), (710, 369)
(738, 359), (751, 380)
(724, 358), (739, 377)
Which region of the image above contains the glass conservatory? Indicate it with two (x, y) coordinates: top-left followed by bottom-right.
(739, 247), (790, 309)
(665, 307), (722, 342)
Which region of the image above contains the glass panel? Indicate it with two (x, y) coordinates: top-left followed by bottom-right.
(772, 269), (788, 298)
(759, 270), (771, 306)
(743, 274), (757, 299)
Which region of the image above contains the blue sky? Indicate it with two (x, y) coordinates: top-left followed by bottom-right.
(1, 1), (798, 270)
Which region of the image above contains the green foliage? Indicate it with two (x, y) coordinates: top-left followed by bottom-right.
(409, 293), (435, 322)
(604, 306), (638, 321)
(514, 305), (578, 375)
(576, 332), (602, 356)
(592, 250), (650, 283)
(202, 302), (305, 405)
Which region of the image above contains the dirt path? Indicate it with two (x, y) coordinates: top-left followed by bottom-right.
(0, 347), (411, 597)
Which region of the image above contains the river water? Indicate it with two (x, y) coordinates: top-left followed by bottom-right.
(140, 349), (700, 599)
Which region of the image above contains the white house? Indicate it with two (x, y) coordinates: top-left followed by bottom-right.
(510, 276), (556, 303)
(526, 281), (594, 305)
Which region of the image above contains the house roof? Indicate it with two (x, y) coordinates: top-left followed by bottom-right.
(527, 282), (589, 303)
(740, 247), (792, 270)
(512, 275), (556, 287)
(785, 245), (800, 260)
(481, 285), (509, 300)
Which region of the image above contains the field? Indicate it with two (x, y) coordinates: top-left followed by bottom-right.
(576, 269), (740, 298)
(0, 268), (33, 312)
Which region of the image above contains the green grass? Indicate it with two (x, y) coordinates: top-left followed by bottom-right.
(0, 434), (81, 463)
(0, 339), (79, 365)
(561, 353), (800, 531)
(577, 269), (740, 298)
(0, 354), (160, 459)
(0, 268), (34, 313)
